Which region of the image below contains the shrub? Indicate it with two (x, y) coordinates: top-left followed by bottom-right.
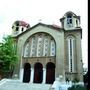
(68, 85), (87, 90)
(72, 78), (79, 83)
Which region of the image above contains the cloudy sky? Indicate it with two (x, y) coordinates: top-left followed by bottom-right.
(0, 0), (88, 68)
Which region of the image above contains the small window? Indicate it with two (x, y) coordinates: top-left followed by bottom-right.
(39, 41), (42, 43)
(45, 40), (48, 43)
(32, 48), (35, 51)
(52, 44), (55, 47)
(16, 21), (19, 26)
(22, 27), (24, 32)
(38, 48), (41, 50)
(33, 41), (35, 44)
(45, 48), (47, 51)
(52, 48), (54, 51)
(39, 45), (41, 47)
(45, 44), (48, 47)
(32, 54), (34, 57)
(69, 19), (72, 23)
(67, 14), (72, 25)
(52, 53), (54, 55)
(33, 45), (35, 48)
(67, 18), (72, 24)
(76, 20), (78, 26)
(12, 26), (14, 29)
(45, 53), (47, 56)
(16, 27), (19, 31)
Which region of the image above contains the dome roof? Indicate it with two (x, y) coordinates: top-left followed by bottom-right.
(63, 11), (77, 17)
(12, 20), (30, 28)
(60, 11), (80, 21)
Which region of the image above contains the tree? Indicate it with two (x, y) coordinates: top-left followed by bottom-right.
(0, 35), (18, 78)
(68, 85), (87, 90)
(83, 71), (88, 89)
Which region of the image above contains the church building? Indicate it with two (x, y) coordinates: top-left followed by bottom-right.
(12, 11), (83, 84)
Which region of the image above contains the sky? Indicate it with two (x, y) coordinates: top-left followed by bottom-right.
(0, 0), (88, 68)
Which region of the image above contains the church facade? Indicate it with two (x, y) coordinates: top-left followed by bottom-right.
(12, 11), (83, 84)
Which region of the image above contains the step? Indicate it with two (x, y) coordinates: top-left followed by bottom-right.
(0, 79), (52, 90)
(31, 83), (51, 90)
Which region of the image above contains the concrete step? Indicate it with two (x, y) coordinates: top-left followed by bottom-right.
(0, 79), (52, 90)
(27, 83), (52, 90)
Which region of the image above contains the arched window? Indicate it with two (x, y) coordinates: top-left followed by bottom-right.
(23, 33), (56, 57)
(67, 36), (75, 72)
(37, 35), (43, 57)
(30, 37), (36, 57)
(43, 36), (49, 56)
(50, 40), (56, 56)
(76, 19), (78, 27)
(24, 42), (30, 57)
(67, 13), (73, 27)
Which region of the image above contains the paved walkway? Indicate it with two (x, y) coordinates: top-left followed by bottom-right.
(0, 79), (51, 90)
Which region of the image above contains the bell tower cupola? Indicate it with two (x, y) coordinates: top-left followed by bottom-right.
(60, 11), (81, 30)
(12, 20), (30, 36)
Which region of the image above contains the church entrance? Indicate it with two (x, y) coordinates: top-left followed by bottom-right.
(46, 62), (55, 84)
(34, 63), (43, 83)
(23, 63), (31, 83)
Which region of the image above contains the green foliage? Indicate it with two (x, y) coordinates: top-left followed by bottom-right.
(0, 35), (18, 73)
(68, 85), (87, 90)
(72, 78), (79, 83)
(83, 71), (88, 84)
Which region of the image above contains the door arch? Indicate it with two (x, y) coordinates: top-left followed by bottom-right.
(34, 63), (43, 83)
(46, 62), (55, 84)
(23, 63), (31, 83)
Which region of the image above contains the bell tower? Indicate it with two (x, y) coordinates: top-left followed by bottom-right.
(60, 11), (81, 30)
(60, 11), (83, 81)
(12, 20), (30, 36)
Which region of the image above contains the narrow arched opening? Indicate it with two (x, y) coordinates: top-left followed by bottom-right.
(46, 62), (55, 84)
(34, 63), (43, 83)
(23, 63), (31, 83)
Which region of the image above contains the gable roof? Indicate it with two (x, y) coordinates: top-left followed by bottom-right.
(14, 22), (62, 38)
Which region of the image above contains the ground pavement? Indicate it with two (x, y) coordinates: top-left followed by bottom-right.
(0, 79), (52, 90)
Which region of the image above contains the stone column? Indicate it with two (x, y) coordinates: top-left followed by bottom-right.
(30, 68), (34, 83)
(20, 68), (24, 82)
(42, 68), (46, 83)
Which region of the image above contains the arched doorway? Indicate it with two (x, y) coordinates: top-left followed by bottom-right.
(34, 63), (43, 83)
(23, 63), (31, 83)
(46, 62), (55, 84)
